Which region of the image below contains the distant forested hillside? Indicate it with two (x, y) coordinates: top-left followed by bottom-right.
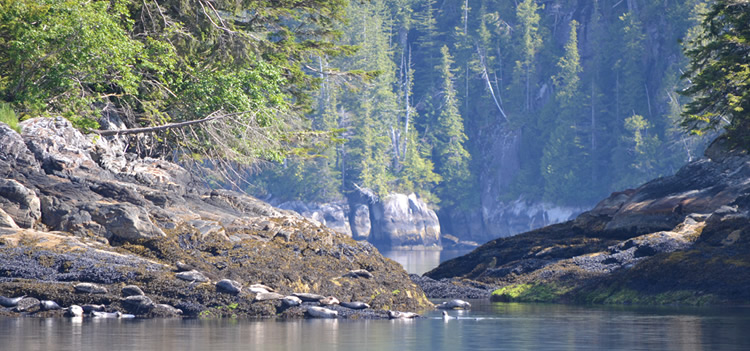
(252, 0), (713, 215)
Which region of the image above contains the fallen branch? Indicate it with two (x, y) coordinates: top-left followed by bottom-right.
(94, 110), (250, 136)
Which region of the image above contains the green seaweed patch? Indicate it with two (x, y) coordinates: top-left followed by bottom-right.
(491, 283), (569, 303)
(579, 285), (719, 305)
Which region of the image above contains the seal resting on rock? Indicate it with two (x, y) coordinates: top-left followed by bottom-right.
(82, 304), (106, 313)
(282, 296), (302, 307)
(92, 311), (122, 318)
(74, 283), (108, 294)
(0, 295), (26, 307)
(306, 306), (338, 319)
(343, 269), (374, 279)
(175, 270), (209, 283)
(293, 293), (325, 302)
(121, 285), (145, 297)
(435, 299), (471, 310)
(339, 301), (370, 310)
(388, 310), (419, 319)
(216, 279), (242, 294)
(66, 305), (83, 317)
(319, 296), (339, 306)
(40, 300), (62, 310)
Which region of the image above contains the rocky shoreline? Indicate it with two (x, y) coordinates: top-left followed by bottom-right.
(425, 137), (750, 305)
(0, 117), (432, 319)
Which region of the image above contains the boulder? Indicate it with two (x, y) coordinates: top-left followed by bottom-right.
(89, 203), (165, 241)
(20, 117), (97, 174)
(369, 193), (441, 248)
(0, 179), (41, 229)
(350, 204), (371, 240)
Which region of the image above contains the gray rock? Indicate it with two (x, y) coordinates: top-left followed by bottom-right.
(0, 123), (39, 169)
(0, 179), (41, 229)
(122, 285), (145, 297)
(216, 279), (242, 294)
(13, 297), (40, 312)
(369, 193), (441, 248)
(0, 208), (18, 229)
(90, 203), (165, 241)
(176, 270), (209, 282)
(20, 117), (97, 173)
(74, 282), (108, 294)
(351, 204), (371, 240)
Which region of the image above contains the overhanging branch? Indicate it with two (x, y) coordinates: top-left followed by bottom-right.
(94, 110), (250, 136)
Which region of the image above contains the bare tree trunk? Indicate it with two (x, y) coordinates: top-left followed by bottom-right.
(591, 80), (597, 184)
(476, 45), (508, 121)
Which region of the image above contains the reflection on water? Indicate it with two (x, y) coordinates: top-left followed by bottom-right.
(382, 249), (471, 275)
(3, 302), (750, 351)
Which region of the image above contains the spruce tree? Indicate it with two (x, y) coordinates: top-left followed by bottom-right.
(435, 45), (471, 208)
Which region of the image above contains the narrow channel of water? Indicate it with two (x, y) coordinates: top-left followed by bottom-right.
(3, 301), (749, 351)
(381, 249), (472, 275)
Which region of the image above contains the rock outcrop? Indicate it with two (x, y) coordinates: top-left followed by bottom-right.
(368, 193), (441, 249)
(0, 117), (431, 318)
(280, 192), (441, 249)
(425, 137), (750, 305)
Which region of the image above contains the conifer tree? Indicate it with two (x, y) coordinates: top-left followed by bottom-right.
(434, 45), (471, 208)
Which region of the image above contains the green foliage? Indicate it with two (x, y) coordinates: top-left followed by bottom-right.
(0, 102), (19, 132)
(681, 0), (750, 148)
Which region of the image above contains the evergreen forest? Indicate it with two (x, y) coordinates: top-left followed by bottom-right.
(252, 0), (715, 216)
(2, 0), (747, 237)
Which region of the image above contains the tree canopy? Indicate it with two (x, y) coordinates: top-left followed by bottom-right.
(0, 0), (351, 174)
(681, 0), (750, 147)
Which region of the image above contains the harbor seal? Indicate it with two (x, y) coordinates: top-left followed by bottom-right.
(306, 306), (338, 319)
(388, 310), (419, 319)
(292, 293), (325, 302)
(216, 279), (242, 294)
(0, 295), (26, 307)
(343, 269), (374, 279)
(121, 285), (145, 297)
(282, 296), (302, 307)
(319, 296), (340, 306)
(435, 299), (471, 310)
(175, 270), (209, 283)
(339, 301), (370, 310)
(82, 304), (106, 313)
(255, 292), (284, 302)
(40, 300), (62, 311)
(66, 305), (84, 317)
(74, 283), (108, 294)
(92, 311), (122, 318)
(122, 295), (155, 314)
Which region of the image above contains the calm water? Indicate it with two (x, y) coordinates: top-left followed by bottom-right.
(5, 251), (749, 350)
(3, 301), (750, 350)
(382, 249), (471, 275)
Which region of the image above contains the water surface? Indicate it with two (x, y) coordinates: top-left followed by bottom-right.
(382, 249), (471, 275)
(4, 301), (749, 351)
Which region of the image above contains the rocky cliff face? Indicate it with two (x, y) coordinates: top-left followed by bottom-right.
(280, 192), (442, 250)
(426, 137), (750, 305)
(0, 117), (431, 318)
